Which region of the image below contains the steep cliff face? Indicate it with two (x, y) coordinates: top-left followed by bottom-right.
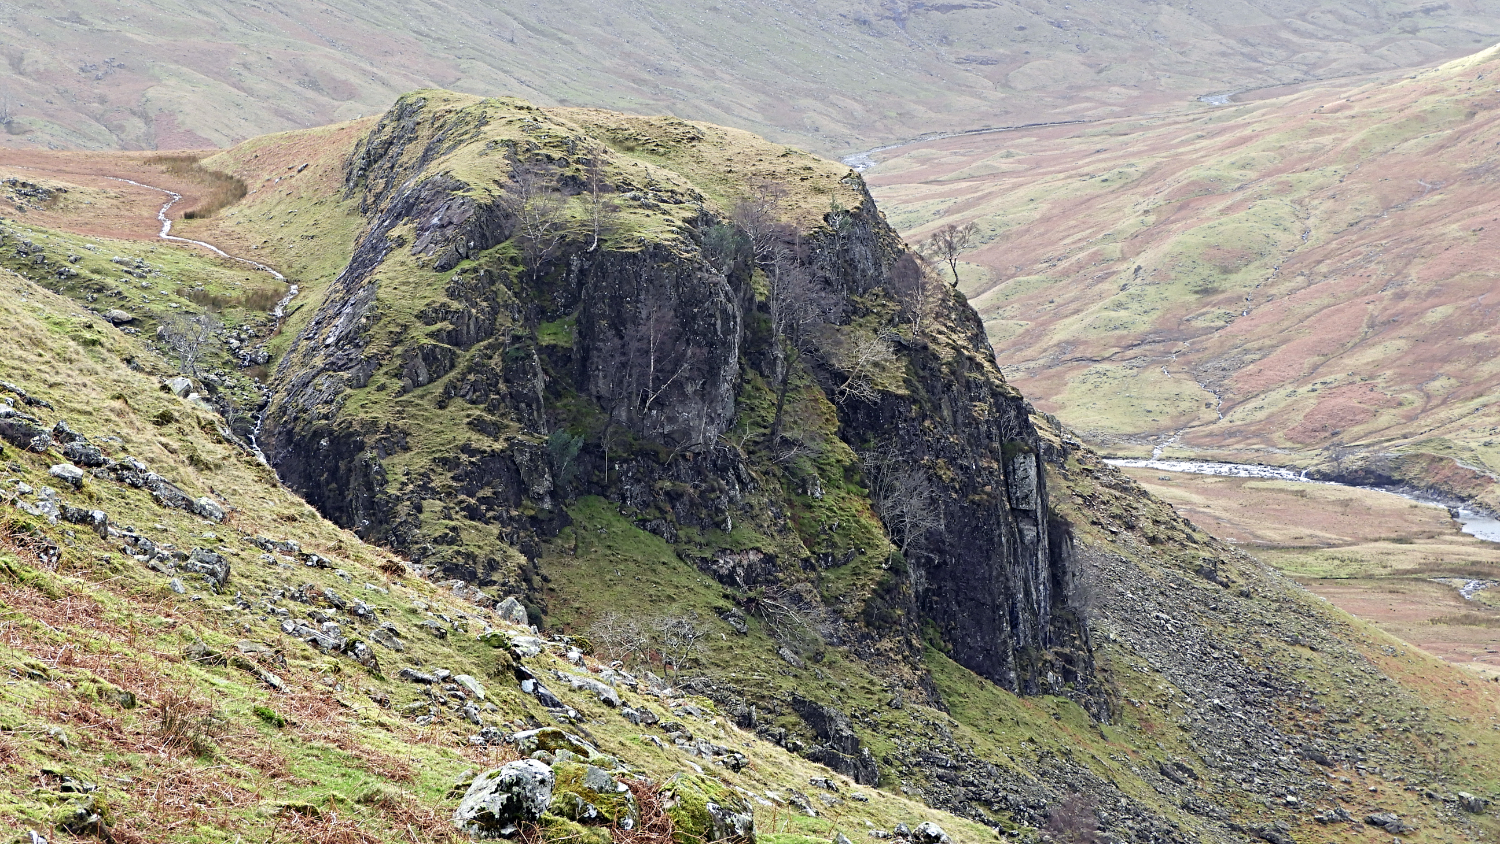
(260, 92), (1100, 732)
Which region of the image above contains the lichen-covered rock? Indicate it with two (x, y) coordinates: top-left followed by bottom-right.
(0, 417), (51, 452)
(52, 794), (113, 837)
(789, 695), (878, 786)
(181, 548), (230, 589)
(454, 759), (555, 838)
(496, 596), (529, 627)
(913, 822), (951, 844)
(192, 496), (226, 523)
(61, 441), (107, 468)
(661, 773), (755, 844)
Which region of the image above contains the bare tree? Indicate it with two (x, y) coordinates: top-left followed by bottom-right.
(629, 300), (698, 421)
(735, 586), (831, 650)
(502, 159), (572, 280)
(920, 222), (978, 286)
(159, 312), (220, 378)
(827, 328), (897, 403)
(582, 148), (622, 252)
(889, 252), (940, 336)
(730, 180), (791, 268)
(862, 446), (943, 563)
(767, 254), (838, 440)
(597, 296), (703, 456)
(653, 613), (710, 674)
(586, 612), (650, 665)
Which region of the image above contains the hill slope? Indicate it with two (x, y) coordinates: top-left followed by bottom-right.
(868, 44), (1500, 507)
(2, 99), (1499, 844)
(2, 0), (1500, 155)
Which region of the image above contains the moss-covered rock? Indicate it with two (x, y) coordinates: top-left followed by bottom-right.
(662, 773), (754, 844)
(515, 727), (597, 758)
(548, 761), (638, 826)
(52, 794), (113, 837)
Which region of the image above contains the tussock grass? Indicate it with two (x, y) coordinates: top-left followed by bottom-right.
(145, 154), (248, 218)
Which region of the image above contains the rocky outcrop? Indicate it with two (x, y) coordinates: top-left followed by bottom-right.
(261, 91), (1102, 737)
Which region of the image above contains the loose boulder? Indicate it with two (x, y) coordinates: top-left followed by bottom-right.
(48, 464), (85, 489)
(193, 496), (226, 523)
(513, 727), (597, 759)
(61, 441), (108, 468)
(549, 761), (638, 827)
(454, 759), (555, 838)
(181, 548), (231, 589)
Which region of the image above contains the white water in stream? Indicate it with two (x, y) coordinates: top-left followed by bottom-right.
(1106, 458), (1500, 544)
(111, 177), (297, 465)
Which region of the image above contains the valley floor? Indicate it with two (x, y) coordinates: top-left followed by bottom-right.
(1122, 467), (1500, 678)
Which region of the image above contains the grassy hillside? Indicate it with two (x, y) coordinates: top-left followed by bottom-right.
(4, 100), (1500, 844)
(1, 0), (1499, 155)
(869, 44), (1500, 506)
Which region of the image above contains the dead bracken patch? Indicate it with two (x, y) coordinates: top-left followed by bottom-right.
(144, 154), (248, 219)
(269, 804), (382, 844)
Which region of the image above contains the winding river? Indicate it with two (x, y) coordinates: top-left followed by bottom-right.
(1106, 458), (1500, 544)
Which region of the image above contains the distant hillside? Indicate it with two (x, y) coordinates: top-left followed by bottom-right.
(1, 0), (1499, 155)
(868, 44), (1500, 508)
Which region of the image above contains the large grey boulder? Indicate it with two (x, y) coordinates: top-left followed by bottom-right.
(453, 759), (554, 838)
(62, 441), (108, 468)
(913, 822), (951, 844)
(496, 596), (529, 627)
(181, 548), (230, 589)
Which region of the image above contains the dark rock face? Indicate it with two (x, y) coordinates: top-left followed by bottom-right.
(262, 93), (1100, 718)
(790, 694), (880, 785)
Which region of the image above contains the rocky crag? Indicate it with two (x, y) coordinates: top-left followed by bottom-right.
(259, 91), (1100, 721)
